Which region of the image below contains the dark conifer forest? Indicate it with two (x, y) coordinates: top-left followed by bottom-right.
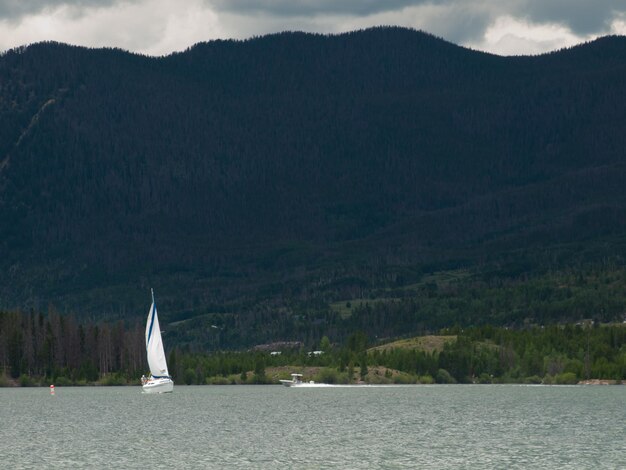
(1, 27), (626, 355)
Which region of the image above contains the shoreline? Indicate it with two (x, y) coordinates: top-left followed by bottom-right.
(1, 380), (623, 388)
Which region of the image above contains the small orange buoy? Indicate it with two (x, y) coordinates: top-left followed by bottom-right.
(50, 384), (55, 395)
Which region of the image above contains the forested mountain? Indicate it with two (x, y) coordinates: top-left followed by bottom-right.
(1, 27), (626, 348)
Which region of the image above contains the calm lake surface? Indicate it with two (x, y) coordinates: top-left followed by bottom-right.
(1, 384), (624, 469)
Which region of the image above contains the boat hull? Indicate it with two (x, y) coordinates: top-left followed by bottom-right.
(142, 377), (174, 393)
(280, 379), (333, 387)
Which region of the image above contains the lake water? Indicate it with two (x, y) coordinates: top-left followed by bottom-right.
(1, 384), (624, 469)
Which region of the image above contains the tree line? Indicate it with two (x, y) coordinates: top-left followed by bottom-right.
(167, 325), (625, 385)
(2, 308), (623, 386)
(0, 310), (144, 385)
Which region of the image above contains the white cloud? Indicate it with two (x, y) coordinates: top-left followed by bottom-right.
(610, 16), (626, 35)
(467, 15), (593, 56)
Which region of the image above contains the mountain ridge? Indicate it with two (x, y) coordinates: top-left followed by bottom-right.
(1, 27), (626, 339)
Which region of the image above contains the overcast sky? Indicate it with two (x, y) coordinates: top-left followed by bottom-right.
(1, 0), (625, 56)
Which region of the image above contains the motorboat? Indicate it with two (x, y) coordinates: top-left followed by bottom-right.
(280, 373), (306, 387)
(279, 373), (333, 387)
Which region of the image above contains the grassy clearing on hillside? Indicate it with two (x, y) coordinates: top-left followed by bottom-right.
(369, 335), (457, 353)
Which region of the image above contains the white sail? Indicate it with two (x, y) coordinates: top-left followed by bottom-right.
(145, 290), (169, 378)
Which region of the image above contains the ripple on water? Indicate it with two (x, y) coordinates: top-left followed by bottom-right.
(0, 385), (624, 469)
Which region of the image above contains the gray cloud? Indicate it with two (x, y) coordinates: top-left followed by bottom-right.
(2, 1), (625, 39)
(530, 0), (625, 34)
(0, 0), (625, 56)
(205, 1), (626, 44)
(419, 4), (496, 44)
(207, 0), (426, 17)
(2, 0), (625, 34)
(0, 0), (119, 20)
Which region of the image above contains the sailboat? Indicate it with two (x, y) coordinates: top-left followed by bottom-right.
(141, 289), (174, 393)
